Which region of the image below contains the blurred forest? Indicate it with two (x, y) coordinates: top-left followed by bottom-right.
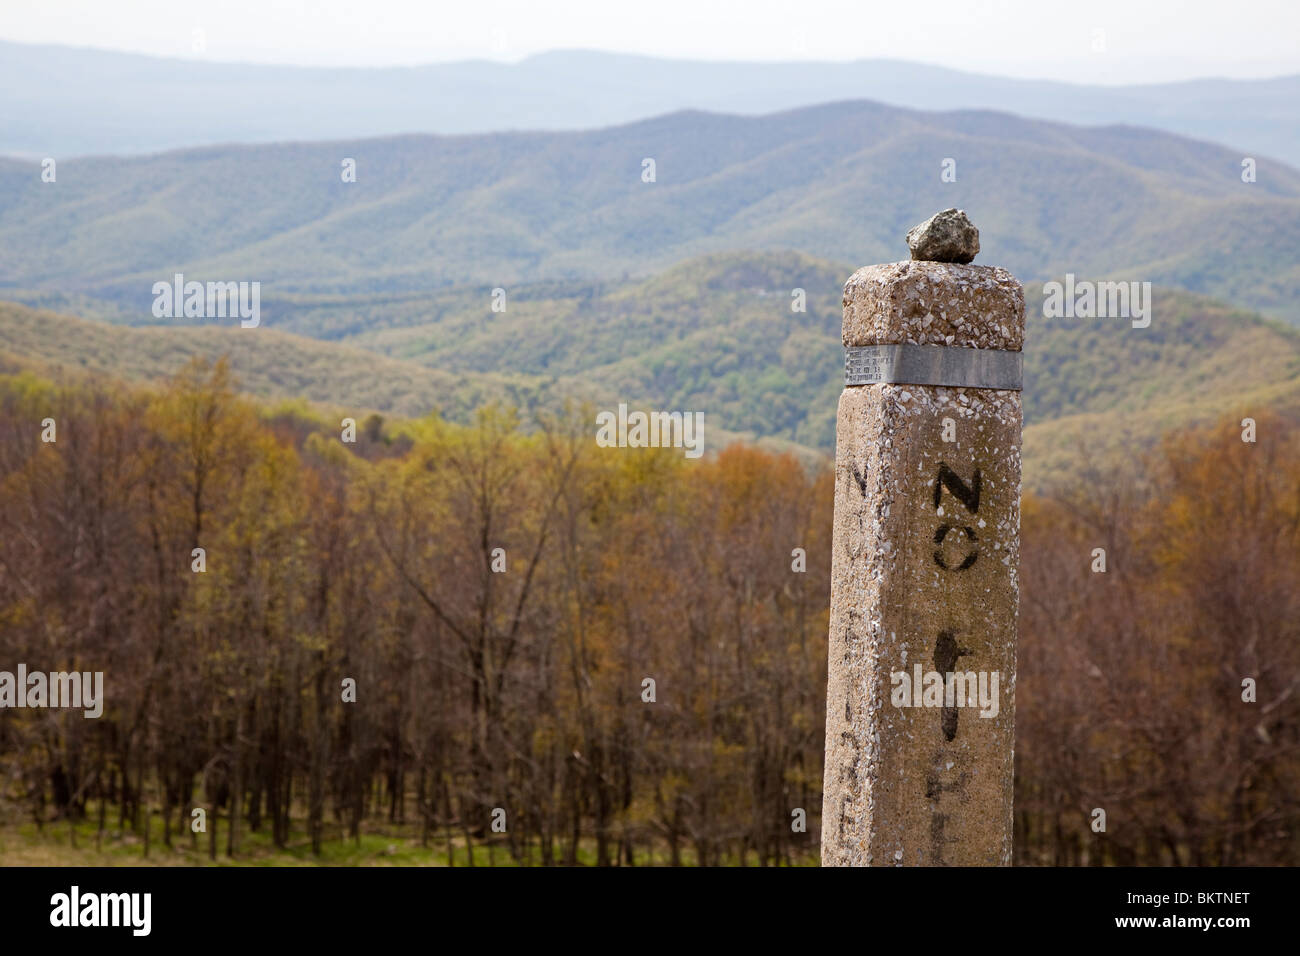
(0, 359), (1296, 865)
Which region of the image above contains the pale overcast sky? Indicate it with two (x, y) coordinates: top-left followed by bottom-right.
(3, 0), (1297, 84)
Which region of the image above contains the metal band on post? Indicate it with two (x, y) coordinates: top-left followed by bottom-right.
(845, 344), (1022, 390)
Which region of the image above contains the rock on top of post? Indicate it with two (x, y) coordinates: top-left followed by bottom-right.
(906, 208), (980, 264)
(842, 210), (1024, 351)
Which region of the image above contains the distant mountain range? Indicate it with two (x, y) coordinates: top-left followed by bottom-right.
(2, 42), (1298, 166)
(3, 100), (1298, 327)
(5, 251), (1297, 489)
(4, 76), (1295, 484)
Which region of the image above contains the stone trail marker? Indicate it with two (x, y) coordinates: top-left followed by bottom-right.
(821, 209), (1025, 866)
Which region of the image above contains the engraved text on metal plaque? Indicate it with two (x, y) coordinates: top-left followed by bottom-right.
(845, 344), (1022, 390)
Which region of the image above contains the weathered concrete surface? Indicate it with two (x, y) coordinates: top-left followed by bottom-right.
(821, 259), (1024, 867)
(842, 261), (1024, 351)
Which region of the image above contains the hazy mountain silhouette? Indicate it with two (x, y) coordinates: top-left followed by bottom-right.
(2, 41), (1298, 164)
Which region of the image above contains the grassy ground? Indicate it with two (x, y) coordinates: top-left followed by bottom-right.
(0, 819), (617, 866)
(1, 820), (481, 866)
(0, 807), (799, 866)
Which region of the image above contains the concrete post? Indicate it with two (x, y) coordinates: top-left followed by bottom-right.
(821, 209), (1025, 866)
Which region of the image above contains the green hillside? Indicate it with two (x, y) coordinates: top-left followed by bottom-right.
(0, 300), (531, 422)
(4, 250), (1299, 489)
(1022, 283), (1300, 481)
(0, 291), (813, 462)
(330, 251), (1300, 464)
(3, 101), (1299, 327)
(335, 251), (847, 449)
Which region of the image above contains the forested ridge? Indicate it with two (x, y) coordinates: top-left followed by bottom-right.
(5, 100), (1300, 325)
(6, 265), (1300, 492)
